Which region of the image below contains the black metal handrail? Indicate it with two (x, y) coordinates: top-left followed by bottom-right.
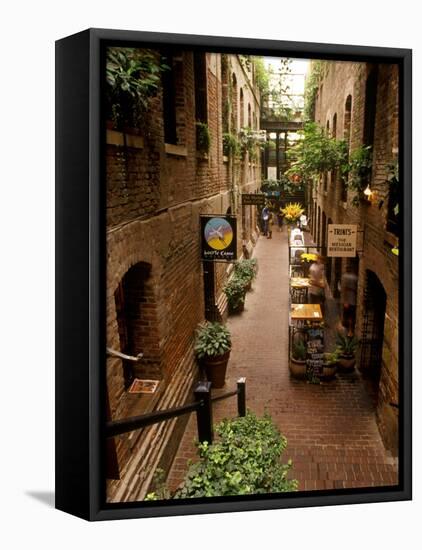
(106, 377), (246, 444)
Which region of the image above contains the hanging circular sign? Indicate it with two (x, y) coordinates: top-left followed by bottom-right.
(204, 217), (234, 250)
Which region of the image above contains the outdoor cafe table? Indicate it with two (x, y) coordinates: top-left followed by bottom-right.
(290, 303), (323, 326)
(290, 277), (310, 303)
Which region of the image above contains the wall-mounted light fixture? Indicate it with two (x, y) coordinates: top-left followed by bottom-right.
(363, 184), (373, 198)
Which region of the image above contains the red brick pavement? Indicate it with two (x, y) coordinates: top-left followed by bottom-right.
(167, 228), (398, 493)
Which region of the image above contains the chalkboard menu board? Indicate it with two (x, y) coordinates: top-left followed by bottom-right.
(306, 326), (324, 383)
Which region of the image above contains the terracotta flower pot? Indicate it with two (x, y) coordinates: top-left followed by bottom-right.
(321, 362), (338, 380)
(228, 297), (245, 315)
(289, 356), (307, 378)
(201, 350), (231, 388)
(338, 354), (356, 372)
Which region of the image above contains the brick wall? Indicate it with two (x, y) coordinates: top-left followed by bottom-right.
(106, 50), (262, 502)
(312, 60), (399, 454)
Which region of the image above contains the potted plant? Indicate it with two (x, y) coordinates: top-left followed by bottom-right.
(300, 252), (318, 277)
(194, 322), (232, 388)
(234, 258), (258, 290)
(289, 339), (307, 378)
(321, 350), (339, 379)
(224, 277), (247, 314)
(336, 333), (358, 371)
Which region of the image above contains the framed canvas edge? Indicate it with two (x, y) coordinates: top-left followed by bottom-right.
(56, 28), (412, 522)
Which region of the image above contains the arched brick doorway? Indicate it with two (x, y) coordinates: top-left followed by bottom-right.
(359, 269), (386, 404)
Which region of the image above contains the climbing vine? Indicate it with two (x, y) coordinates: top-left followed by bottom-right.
(303, 60), (325, 122)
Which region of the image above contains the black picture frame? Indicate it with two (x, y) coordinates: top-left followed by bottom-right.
(55, 28), (412, 521)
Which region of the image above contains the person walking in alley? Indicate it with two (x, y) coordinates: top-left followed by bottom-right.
(339, 260), (359, 336)
(308, 255), (326, 316)
(267, 211), (273, 239)
(261, 204), (270, 236)
(277, 210), (283, 232)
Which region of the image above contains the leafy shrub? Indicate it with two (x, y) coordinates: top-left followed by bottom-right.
(175, 412), (298, 498)
(106, 47), (169, 130)
(224, 277), (247, 309)
(223, 133), (241, 157)
(196, 122), (211, 153)
(194, 322), (232, 359)
(234, 258), (258, 283)
(336, 333), (358, 356)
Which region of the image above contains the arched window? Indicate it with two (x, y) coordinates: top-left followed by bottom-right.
(221, 54), (229, 133)
(231, 73), (238, 132)
(248, 103), (252, 128)
(331, 113), (338, 187)
(332, 113), (337, 139)
(341, 95), (352, 201)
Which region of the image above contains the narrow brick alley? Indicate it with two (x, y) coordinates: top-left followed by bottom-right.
(168, 228), (398, 492)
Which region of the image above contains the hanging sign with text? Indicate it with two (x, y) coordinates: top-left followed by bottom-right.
(327, 224), (357, 257)
(241, 193), (266, 206)
(200, 215), (237, 262)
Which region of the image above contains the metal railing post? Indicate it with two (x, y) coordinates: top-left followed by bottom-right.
(237, 377), (246, 417)
(194, 380), (213, 443)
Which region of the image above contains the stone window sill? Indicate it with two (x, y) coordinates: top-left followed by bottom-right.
(196, 151), (209, 161)
(165, 143), (188, 157)
(106, 130), (144, 149)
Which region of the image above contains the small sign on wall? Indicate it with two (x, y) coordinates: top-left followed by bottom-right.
(200, 215), (237, 262)
(327, 224), (357, 257)
(241, 193), (266, 206)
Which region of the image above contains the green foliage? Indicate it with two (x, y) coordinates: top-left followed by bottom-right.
(286, 122), (346, 183)
(223, 277), (247, 309)
(196, 122), (211, 153)
(323, 350), (339, 365)
(386, 160), (399, 216)
(239, 127), (264, 161)
(106, 47), (169, 131)
(175, 412), (298, 498)
(259, 58), (295, 121)
(194, 322), (232, 359)
(144, 468), (171, 501)
(343, 145), (373, 206)
(292, 340), (307, 361)
(261, 177), (304, 194)
(223, 133), (241, 157)
(304, 61), (325, 122)
(336, 333), (358, 356)
(234, 258), (258, 283)
(253, 57), (270, 95)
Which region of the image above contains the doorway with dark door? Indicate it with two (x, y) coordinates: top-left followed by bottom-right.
(359, 270), (387, 406)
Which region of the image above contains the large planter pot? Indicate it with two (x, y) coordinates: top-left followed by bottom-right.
(228, 297), (245, 315)
(201, 350), (231, 388)
(338, 354), (356, 372)
(321, 362), (338, 380)
(289, 356), (306, 378)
